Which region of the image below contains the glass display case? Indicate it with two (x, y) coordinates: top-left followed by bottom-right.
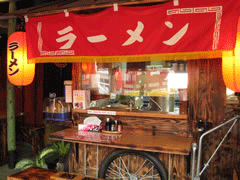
(80, 60), (188, 114)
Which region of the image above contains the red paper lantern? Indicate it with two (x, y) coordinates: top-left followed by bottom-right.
(82, 62), (95, 74)
(222, 56), (240, 92)
(7, 32), (35, 86)
(222, 18), (240, 92)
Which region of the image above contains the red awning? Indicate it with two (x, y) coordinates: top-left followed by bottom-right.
(25, 0), (240, 63)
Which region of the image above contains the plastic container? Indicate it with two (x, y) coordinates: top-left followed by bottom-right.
(43, 96), (72, 121)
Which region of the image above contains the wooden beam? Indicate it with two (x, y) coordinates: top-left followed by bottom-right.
(0, 0), (172, 19)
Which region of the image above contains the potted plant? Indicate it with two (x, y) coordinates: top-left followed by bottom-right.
(15, 141), (71, 171)
(15, 146), (58, 170)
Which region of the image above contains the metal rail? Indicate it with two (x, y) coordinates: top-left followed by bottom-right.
(192, 115), (240, 180)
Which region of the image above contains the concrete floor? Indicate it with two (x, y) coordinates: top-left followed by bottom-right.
(0, 164), (21, 180)
(0, 142), (34, 180)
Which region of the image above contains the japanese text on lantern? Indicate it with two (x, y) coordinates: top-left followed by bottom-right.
(8, 41), (20, 76)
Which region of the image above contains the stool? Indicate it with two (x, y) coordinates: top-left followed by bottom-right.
(19, 125), (44, 155)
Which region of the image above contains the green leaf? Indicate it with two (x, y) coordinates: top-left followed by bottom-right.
(39, 147), (57, 160)
(51, 141), (71, 157)
(21, 164), (34, 170)
(62, 143), (70, 156)
(35, 156), (41, 167)
(15, 159), (35, 170)
(52, 142), (58, 149)
(38, 159), (48, 169)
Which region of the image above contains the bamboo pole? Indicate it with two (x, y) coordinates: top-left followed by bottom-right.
(7, 0), (16, 169)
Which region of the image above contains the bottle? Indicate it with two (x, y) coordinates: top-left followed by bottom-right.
(117, 121), (123, 132)
(111, 120), (117, 131)
(105, 118), (111, 131)
(197, 119), (205, 133)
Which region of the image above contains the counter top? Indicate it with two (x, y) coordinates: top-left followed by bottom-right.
(49, 128), (192, 155)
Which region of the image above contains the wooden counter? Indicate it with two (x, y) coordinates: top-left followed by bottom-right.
(49, 128), (192, 155)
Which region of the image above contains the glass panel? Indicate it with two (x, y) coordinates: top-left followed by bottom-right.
(81, 61), (188, 113)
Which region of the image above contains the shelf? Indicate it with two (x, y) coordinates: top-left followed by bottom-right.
(72, 108), (187, 119)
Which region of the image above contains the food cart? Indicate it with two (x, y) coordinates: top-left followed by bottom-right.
(2, 0), (240, 179)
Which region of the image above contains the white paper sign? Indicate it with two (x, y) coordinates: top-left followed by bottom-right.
(87, 110), (116, 116)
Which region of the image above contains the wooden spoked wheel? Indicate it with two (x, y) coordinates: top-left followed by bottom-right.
(98, 149), (168, 180)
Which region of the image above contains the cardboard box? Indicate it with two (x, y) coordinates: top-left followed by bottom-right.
(73, 90), (90, 109)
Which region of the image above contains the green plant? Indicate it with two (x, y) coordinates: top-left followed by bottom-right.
(15, 146), (58, 170)
(15, 141), (71, 171)
(51, 141), (71, 171)
(51, 141), (71, 159)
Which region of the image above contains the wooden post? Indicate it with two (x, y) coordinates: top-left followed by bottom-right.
(72, 63), (82, 90)
(188, 59), (227, 179)
(188, 59), (226, 135)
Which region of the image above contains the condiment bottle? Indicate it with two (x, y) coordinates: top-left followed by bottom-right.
(117, 121), (123, 132)
(105, 118), (111, 131)
(111, 120), (117, 131)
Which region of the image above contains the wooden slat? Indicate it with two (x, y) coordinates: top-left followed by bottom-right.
(118, 116), (190, 137)
(70, 144), (190, 179)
